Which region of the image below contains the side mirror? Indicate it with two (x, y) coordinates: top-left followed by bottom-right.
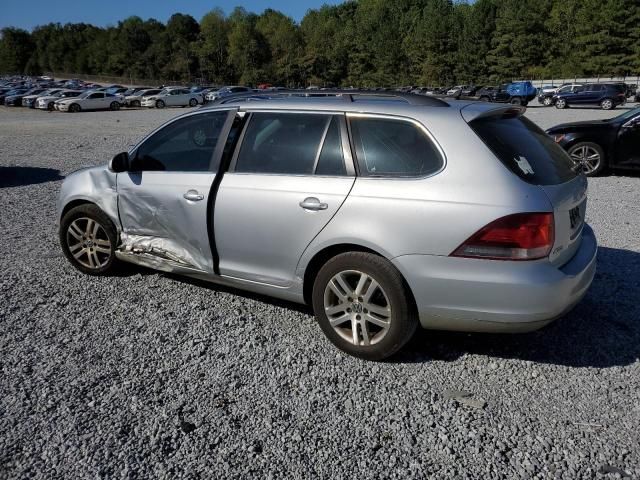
(109, 151), (130, 172)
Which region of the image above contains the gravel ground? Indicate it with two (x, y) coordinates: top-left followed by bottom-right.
(0, 103), (639, 479)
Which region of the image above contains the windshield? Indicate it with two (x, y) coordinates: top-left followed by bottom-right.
(611, 107), (640, 123)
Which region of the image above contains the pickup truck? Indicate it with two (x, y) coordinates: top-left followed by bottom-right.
(476, 81), (537, 106)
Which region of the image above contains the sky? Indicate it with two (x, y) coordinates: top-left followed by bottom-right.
(1, 0), (343, 31)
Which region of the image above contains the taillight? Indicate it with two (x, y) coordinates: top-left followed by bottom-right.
(452, 213), (554, 260)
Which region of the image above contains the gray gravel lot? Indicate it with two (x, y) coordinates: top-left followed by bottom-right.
(1, 103), (639, 479)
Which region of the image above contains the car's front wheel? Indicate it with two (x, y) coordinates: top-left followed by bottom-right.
(131, 100), (141, 108)
(156, 99), (165, 109)
(312, 252), (418, 361)
(69, 103), (81, 113)
(60, 204), (119, 275)
(543, 96), (553, 106)
(568, 142), (605, 176)
(110, 101), (120, 111)
(555, 98), (567, 109)
(189, 98), (198, 107)
(510, 97), (523, 105)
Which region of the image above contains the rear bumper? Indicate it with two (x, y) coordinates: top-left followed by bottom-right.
(393, 224), (597, 333)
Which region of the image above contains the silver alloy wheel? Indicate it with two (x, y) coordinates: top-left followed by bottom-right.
(556, 98), (566, 108)
(569, 145), (601, 175)
(323, 270), (392, 346)
(543, 96), (552, 106)
(189, 98), (197, 107)
(601, 99), (613, 110)
(66, 217), (112, 269)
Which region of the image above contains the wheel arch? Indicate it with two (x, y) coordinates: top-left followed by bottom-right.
(61, 199), (97, 220)
(301, 243), (417, 311)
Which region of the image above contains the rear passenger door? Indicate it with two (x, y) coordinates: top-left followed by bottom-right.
(214, 111), (355, 286)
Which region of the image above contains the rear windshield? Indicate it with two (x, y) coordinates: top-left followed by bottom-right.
(470, 114), (577, 185)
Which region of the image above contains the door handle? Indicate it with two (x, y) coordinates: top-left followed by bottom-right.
(183, 190), (204, 202)
(299, 197), (328, 211)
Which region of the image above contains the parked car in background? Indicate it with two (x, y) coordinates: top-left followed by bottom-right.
(477, 82), (537, 106)
(140, 87), (203, 109)
(37, 90), (83, 110)
(554, 83), (626, 110)
(547, 106), (640, 176)
(124, 89), (162, 107)
(462, 85), (482, 96)
(5, 87), (46, 106)
(22, 88), (62, 108)
(56, 91), (124, 112)
(56, 91), (596, 360)
(446, 85), (468, 97)
(205, 86), (252, 103)
(539, 85), (559, 95)
(538, 83), (584, 106)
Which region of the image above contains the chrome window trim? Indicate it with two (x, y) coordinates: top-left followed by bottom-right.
(346, 112), (447, 181)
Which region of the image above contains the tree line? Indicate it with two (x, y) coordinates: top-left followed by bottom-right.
(1, 0), (639, 87)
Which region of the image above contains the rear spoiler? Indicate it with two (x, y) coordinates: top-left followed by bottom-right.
(460, 103), (526, 123)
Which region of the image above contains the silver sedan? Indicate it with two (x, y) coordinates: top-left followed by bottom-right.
(56, 93), (597, 360)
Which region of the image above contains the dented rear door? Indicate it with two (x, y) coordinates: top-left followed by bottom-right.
(117, 109), (236, 272)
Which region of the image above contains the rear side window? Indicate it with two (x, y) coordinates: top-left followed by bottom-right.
(235, 113), (345, 175)
(470, 115), (577, 185)
(349, 116), (443, 177)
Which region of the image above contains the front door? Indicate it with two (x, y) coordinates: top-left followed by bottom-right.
(616, 114), (640, 168)
(215, 111), (355, 286)
(117, 109), (236, 272)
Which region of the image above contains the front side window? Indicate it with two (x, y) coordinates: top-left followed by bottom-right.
(131, 111), (229, 172)
(235, 113), (345, 175)
(349, 116), (444, 177)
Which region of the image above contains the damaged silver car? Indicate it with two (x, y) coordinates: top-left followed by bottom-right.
(58, 91), (597, 360)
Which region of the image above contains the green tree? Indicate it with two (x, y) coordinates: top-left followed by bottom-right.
(0, 28), (35, 74)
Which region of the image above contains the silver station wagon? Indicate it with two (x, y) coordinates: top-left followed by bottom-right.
(57, 91), (597, 360)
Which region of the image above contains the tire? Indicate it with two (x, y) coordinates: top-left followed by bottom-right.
(543, 96), (553, 106)
(510, 97), (523, 105)
(131, 100), (140, 108)
(156, 99), (165, 109)
(110, 101), (120, 111)
(60, 204), (119, 275)
(189, 98), (198, 107)
(47, 102), (55, 111)
(600, 98), (613, 110)
(555, 98), (567, 109)
(567, 141), (605, 176)
(479, 96), (490, 102)
(69, 103), (81, 113)
(311, 252), (418, 361)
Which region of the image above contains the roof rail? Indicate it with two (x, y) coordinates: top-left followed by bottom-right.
(210, 89), (450, 107)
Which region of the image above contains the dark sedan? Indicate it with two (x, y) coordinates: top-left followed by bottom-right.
(546, 107), (640, 176)
(4, 88), (47, 106)
(0, 88), (28, 104)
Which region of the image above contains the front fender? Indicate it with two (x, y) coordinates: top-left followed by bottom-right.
(57, 165), (119, 230)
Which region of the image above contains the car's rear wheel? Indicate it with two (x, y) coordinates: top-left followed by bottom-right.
(131, 100), (140, 108)
(156, 99), (165, 109)
(312, 252), (418, 361)
(60, 204), (119, 275)
(543, 96), (553, 106)
(555, 98), (567, 109)
(110, 101), (120, 111)
(189, 98), (198, 107)
(600, 98), (613, 110)
(568, 142), (605, 176)
(510, 97), (523, 105)
(69, 103), (81, 113)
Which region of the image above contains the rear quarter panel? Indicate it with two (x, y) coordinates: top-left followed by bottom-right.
(296, 110), (552, 274)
